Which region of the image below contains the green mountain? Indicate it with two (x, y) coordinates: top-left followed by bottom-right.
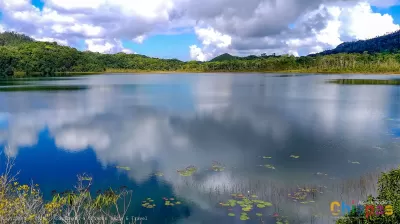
(314, 30), (400, 55)
(210, 53), (238, 62)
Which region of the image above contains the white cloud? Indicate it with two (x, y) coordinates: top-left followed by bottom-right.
(189, 45), (207, 61)
(133, 35), (146, 44)
(189, 27), (232, 61)
(85, 38), (132, 53)
(339, 2), (399, 40)
(0, 0), (399, 59)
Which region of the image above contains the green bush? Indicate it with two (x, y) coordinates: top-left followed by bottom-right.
(336, 166), (400, 223)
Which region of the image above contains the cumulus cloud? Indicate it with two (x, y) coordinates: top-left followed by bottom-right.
(85, 38), (133, 53)
(0, 0), (399, 59)
(189, 26), (232, 61)
(188, 1), (400, 60)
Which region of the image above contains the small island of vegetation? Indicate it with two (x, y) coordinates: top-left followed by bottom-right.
(3, 31), (400, 77)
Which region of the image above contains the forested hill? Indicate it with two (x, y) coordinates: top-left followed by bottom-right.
(3, 31), (400, 76)
(313, 30), (400, 55)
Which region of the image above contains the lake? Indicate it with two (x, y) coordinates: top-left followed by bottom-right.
(0, 73), (400, 223)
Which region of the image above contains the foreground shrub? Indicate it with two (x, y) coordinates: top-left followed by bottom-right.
(336, 166), (400, 223)
(0, 155), (133, 224)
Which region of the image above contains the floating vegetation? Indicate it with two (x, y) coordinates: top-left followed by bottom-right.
(258, 164), (276, 169)
(348, 160), (360, 164)
(141, 198), (156, 209)
(240, 213), (250, 221)
(163, 197), (182, 206)
(288, 187), (318, 203)
(211, 161), (225, 172)
(328, 79), (400, 85)
(219, 193), (272, 221)
(177, 165), (197, 176)
(260, 156), (272, 159)
(275, 216), (289, 224)
(154, 172), (164, 177)
(116, 166), (131, 171)
(228, 213), (235, 217)
(289, 155), (300, 159)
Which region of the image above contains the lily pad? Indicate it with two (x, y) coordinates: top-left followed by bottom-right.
(211, 161), (225, 171)
(228, 213), (235, 216)
(262, 156), (272, 159)
(177, 166), (197, 176)
(263, 164), (276, 169)
(240, 216), (250, 221)
(142, 198), (155, 208)
(290, 155), (300, 159)
(256, 213), (262, 217)
(219, 194), (272, 220)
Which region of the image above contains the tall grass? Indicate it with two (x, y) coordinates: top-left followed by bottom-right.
(0, 153), (136, 224)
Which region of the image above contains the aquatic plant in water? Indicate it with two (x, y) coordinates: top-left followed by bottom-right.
(177, 165), (197, 176)
(348, 160), (360, 164)
(211, 161), (225, 172)
(288, 187), (318, 203)
(219, 193), (272, 221)
(141, 198), (156, 209)
(258, 164), (276, 169)
(116, 166), (131, 171)
(163, 197), (182, 206)
(275, 216), (290, 224)
(289, 155), (299, 159)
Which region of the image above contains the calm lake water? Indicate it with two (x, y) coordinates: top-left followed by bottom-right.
(1, 73), (400, 223)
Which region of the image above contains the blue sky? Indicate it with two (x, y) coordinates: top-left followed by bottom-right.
(1, 0), (400, 61)
(372, 5), (400, 23)
(122, 33), (201, 60)
(31, 0), (44, 10)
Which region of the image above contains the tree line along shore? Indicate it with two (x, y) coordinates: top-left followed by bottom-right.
(2, 32), (400, 77)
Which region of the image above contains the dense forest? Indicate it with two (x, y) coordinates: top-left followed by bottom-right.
(2, 31), (400, 77)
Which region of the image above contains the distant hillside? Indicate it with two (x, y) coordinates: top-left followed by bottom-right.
(210, 53), (279, 62)
(209, 53), (239, 62)
(314, 30), (400, 55)
(4, 31), (400, 76)
(0, 32), (34, 46)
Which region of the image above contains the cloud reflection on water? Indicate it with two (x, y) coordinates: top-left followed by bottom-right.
(0, 74), (399, 223)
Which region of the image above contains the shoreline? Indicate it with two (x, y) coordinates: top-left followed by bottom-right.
(10, 70), (400, 77)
